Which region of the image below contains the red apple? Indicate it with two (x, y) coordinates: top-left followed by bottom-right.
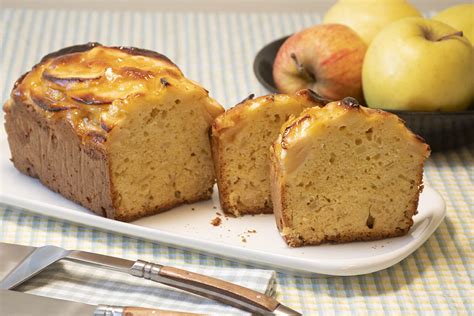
(273, 24), (367, 103)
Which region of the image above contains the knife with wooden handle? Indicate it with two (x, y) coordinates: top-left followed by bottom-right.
(116, 307), (201, 316)
(0, 242), (300, 315)
(0, 289), (202, 316)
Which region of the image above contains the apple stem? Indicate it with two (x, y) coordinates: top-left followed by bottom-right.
(290, 53), (316, 82)
(436, 31), (463, 41)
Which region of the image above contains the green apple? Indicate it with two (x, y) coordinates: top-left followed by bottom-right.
(363, 17), (473, 111)
(323, 0), (421, 44)
(433, 4), (474, 45)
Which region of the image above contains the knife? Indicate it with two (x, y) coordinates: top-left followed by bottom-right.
(0, 242), (300, 315)
(0, 289), (201, 315)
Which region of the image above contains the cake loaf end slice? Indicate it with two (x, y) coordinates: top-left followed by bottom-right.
(270, 97), (431, 247)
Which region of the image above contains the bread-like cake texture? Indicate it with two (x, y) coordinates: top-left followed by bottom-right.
(4, 43), (224, 221)
(211, 90), (327, 216)
(270, 97), (430, 247)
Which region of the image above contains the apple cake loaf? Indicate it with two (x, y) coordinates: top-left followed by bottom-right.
(270, 97), (430, 247)
(4, 43), (224, 221)
(211, 90), (328, 216)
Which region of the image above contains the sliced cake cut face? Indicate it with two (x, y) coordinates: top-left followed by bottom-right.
(107, 78), (223, 220)
(270, 98), (430, 247)
(211, 90), (327, 216)
(5, 43), (224, 221)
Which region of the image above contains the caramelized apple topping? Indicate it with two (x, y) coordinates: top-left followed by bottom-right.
(341, 97), (360, 108)
(13, 44), (183, 143)
(71, 94), (113, 105)
(42, 71), (102, 87)
(31, 91), (78, 112)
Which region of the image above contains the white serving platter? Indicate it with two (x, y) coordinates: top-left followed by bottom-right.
(0, 137), (446, 275)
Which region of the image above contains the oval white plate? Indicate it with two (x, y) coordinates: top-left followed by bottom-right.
(0, 138), (446, 275)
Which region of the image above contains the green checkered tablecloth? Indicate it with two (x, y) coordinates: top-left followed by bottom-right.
(1, 8), (473, 315)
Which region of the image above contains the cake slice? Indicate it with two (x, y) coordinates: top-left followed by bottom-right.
(4, 43), (224, 221)
(270, 97), (430, 247)
(211, 90), (327, 216)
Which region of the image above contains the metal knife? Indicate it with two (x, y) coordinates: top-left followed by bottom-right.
(0, 290), (201, 316)
(0, 242), (300, 315)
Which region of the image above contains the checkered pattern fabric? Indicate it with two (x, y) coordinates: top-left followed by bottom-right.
(0, 208), (275, 315)
(1, 8), (472, 315)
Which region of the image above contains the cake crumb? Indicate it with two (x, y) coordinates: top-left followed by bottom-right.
(213, 206), (217, 209)
(211, 217), (222, 227)
(216, 212), (222, 216)
(247, 229), (256, 233)
(191, 208), (195, 211)
(241, 237), (247, 243)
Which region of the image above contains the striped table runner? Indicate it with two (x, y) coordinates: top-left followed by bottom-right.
(1, 8), (472, 314)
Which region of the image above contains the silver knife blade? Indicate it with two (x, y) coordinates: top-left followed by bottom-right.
(0, 242), (36, 280)
(0, 290), (97, 316)
(0, 244), (70, 289)
(0, 243), (301, 315)
(67, 249), (133, 273)
(0, 242), (134, 290)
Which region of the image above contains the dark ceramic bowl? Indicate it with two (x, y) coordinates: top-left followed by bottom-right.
(253, 36), (474, 151)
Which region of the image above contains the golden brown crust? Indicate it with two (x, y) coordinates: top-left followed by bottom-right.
(269, 143), (288, 230)
(210, 133), (228, 212)
(38, 42), (101, 63)
(277, 100), (430, 158)
(36, 42), (178, 72)
(4, 97), (116, 218)
(11, 43), (184, 146)
(212, 89), (328, 136)
(282, 226), (412, 247)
